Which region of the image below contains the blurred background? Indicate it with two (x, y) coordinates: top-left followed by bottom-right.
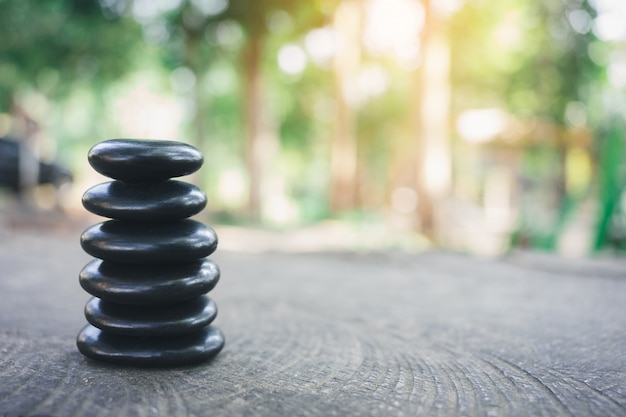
(0, 0), (625, 256)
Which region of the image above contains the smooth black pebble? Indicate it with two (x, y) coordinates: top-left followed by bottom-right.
(77, 324), (225, 366)
(88, 139), (203, 182)
(80, 219), (217, 264)
(79, 258), (219, 306)
(85, 295), (217, 336)
(82, 180), (207, 221)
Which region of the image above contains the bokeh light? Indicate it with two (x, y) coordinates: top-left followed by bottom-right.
(0, 0), (624, 255)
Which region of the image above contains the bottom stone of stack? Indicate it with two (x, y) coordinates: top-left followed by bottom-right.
(76, 324), (225, 366)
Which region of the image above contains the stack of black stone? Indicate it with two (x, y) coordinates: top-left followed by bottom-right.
(77, 139), (224, 366)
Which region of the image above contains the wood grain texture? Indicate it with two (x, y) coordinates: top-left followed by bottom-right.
(0, 234), (625, 417)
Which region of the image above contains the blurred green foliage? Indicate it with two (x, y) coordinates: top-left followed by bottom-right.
(0, 0), (142, 105)
(1, 0), (624, 254)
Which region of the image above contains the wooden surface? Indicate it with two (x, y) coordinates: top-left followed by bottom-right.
(1, 232), (625, 416)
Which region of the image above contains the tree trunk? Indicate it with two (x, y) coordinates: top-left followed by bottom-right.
(243, 36), (262, 219)
(329, 0), (363, 213)
(182, 27), (208, 194)
(413, 0), (452, 239)
(240, 0), (285, 222)
(184, 31), (205, 151)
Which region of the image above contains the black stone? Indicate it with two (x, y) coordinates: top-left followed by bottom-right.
(82, 180), (207, 221)
(78, 138), (223, 366)
(85, 296), (217, 336)
(76, 324), (225, 366)
(79, 258), (219, 305)
(80, 219), (217, 264)
(88, 139), (203, 182)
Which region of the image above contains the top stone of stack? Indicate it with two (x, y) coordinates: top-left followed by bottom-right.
(88, 139), (204, 182)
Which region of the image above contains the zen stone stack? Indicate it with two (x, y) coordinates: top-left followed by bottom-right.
(76, 139), (224, 366)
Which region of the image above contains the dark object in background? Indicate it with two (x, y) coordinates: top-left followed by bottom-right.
(0, 137), (73, 193)
(76, 139), (224, 366)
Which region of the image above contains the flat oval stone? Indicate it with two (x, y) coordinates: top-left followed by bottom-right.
(77, 324), (225, 366)
(82, 180), (207, 221)
(80, 258), (219, 305)
(80, 219), (217, 264)
(85, 295), (217, 336)
(88, 139), (203, 182)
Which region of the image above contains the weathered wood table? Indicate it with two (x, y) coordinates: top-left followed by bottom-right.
(1, 232), (625, 416)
